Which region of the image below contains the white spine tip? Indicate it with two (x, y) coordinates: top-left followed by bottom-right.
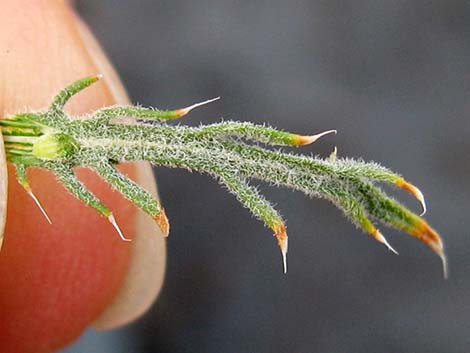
(108, 214), (132, 242)
(282, 251), (288, 274)
(376, 230), (399, 255)
(180, 97), (221, 116)
(329, 146), (338, 161)
(410, 184), (426, 216)
(417, 191), (427, 216)
(306, 129), (337, 144)
(96, 74), (104, 79)
(27, 190), (52, 224)
(400, 181), (427, 216)
(279, 236), (288, 274)
(384, 241), (399, 255)
(440, 252), (449, 279)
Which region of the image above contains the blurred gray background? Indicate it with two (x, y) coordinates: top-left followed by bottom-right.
(65, 1), (469, 352)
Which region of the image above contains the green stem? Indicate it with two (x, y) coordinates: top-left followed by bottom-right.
(0, 76), (446, 276)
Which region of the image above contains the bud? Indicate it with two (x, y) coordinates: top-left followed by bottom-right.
(32, 133), (79, 160)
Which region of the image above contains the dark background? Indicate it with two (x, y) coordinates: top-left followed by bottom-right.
(64, 1), (469, 352)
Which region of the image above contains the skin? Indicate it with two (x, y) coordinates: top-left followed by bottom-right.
(0, 1), (165, 352)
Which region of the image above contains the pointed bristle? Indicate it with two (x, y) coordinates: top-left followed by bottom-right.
(440, 251), (449, 279)
(108, 214), (132, 242)
(175, 97), (220, 118)
(329, 146), (338, 161)
(373, 229), (399, 255)
(282, 249), (288, 274)
(295, 129), (337, 146)
(273, 224), (288, 273)
(428, 236), (448, 279)
(154, 209), (170, 237)
(26, 189), (52, 224)
(396, 179), (427, 216)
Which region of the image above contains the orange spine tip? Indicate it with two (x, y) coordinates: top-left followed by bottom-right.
(273, 223), (288, 273)
(410, 220), (443, 255)
(396, 178), (427, 216)
(294, 129), (337, 146)
(408, 219), (447, 278)
(154, 209), (170, 237)
(174, 97), (220, 118)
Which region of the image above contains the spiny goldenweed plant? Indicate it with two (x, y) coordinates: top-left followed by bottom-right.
(0, 76), (447, 276)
